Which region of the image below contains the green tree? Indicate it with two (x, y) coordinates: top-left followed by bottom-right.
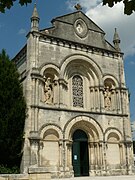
(103, 0), (135, 15)
(0, 0), (32, 13)
(0, 49), (26, 172)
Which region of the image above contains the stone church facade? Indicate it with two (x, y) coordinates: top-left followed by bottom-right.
(13, 5), (134, 178)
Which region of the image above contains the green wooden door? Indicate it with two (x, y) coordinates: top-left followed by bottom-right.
(72, 130), (89, 177)
(72, 141), (81, 176)
(80, 141), (89, 176)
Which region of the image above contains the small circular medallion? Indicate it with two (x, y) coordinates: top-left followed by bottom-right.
(74, 19), (88, 38)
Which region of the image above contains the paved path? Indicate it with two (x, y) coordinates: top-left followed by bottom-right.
(54, 175), (135, 180)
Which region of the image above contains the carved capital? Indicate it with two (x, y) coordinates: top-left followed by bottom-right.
(58, 78), (68, 89)
(29, 131), (40, 146)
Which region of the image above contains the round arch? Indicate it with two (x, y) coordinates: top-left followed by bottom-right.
(40, 63), (60, 77)
(60, 54), (103, 86)
(103, 74), (119, 88)
(39, 123), (63, 140)
(64, 116), (103, 142)
(104, 127), (123, 142)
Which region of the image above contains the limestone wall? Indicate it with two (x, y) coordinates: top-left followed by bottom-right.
(0, 173), (51, 180)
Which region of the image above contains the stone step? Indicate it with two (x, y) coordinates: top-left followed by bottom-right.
(53, 175), (135, 180)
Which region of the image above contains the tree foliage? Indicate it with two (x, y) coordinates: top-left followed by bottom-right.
(0, 49), (26, 172)
(0, 0), (32, 13)
(103, 0), (135, 15)
(0, 0), (134, 15)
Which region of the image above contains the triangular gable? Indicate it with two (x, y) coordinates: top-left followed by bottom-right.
(41, 11), (116, 52)
(52, 11), (104, 34)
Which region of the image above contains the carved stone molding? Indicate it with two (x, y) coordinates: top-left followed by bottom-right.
(74, 18), (88, 38)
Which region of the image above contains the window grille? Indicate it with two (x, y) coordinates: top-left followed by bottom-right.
(72, 75), (83, 107)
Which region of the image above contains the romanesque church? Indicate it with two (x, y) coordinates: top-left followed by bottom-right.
(13, 5), (134, 178)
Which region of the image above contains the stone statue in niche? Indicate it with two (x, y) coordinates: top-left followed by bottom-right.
(44, 76), (53, 104)
(104, 86), (112, 110)
(76, 23), (83, 33)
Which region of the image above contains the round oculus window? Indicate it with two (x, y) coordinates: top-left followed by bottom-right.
(74, 19), (88, 38)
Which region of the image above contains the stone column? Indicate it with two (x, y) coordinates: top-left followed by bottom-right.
(111, 89), (115, 111)
(97, 88), (100, 111)
(99, 143), (103, 169)
(53, 78), (59, 105)
(88, 142), (95, 176)
(35, 36), (39, 68)
(93, 88), (96, 111)
(103, 142), (107, 174)
(31, 69), (40, 131)
(95, 88), (100, 111)
(121, 90), (128, 114)
(115, 90), (118, 112)
(99, 87), (104, 112)
(119, 143), (124, 169)
(31, 78), (36, 131)
(63, 140), (73, 177)
(59, 140), (63, 167)
(94, 143), (98, 170)
(35, 79), (39, 131)
(29, 131), (40, 167)
(96, 143), (100, 167)
(124, 142), (130, 174)
(124, 91), (128, 114)
(116, 90), (120, 113)
(38, 79), (44, 103)
(89, 87), (94, 111)
(58, 79), (68, 107)
(66, 142), (70, 168)
(35, 78), (39, 105)
(58, 140), (64, 175)
(90, 87), (96, 111)
(119, 90), (122, 113)
(126, 142), (134, 174)
(66, 142), (73, 171)
(96, 142), (102, 175)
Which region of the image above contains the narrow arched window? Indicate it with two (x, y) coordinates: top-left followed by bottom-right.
(72, 75), (83, 107)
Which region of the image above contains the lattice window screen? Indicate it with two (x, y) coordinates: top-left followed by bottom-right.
(72, 75), (83, 107)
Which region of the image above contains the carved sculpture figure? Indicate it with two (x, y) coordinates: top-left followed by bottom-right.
(104, 86), (111, 110)
(76, 23), (83, 33)
(44, 76), (53, 104)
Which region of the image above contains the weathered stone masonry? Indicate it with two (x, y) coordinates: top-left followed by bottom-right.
(13, 5), (134, 178)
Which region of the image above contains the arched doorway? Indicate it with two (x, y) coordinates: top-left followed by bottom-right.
(72, 129), (89, 177)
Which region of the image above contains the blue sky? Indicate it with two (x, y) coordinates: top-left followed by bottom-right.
(0, 0), (135, 131)
(0, 0), (71, 58)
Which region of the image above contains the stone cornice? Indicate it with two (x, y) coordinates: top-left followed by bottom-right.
(37, 32), (123, 58)
(12, 45), (27, 67)
(31, 104), (128, 117)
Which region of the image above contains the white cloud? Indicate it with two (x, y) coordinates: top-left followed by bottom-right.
(67, 0), (102, 11)
(18, 28), (26, 35)
(86, 2), (135, 57)
(129, 60), (135, 65)
(67, 0), (135, 57)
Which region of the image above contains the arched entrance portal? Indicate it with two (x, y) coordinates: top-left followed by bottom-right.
(72, 129), (89, 177)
